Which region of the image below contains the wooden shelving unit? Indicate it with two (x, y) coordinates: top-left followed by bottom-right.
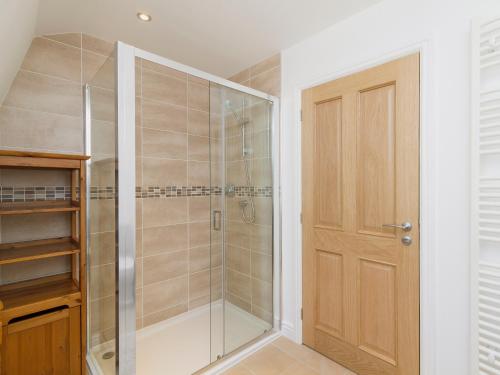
(0, 200), (81, 215)
(0, 151), (89, 374)
(0, 237), (80, 265)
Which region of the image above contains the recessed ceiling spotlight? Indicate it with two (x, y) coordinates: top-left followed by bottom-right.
(137, 12), (152, 22)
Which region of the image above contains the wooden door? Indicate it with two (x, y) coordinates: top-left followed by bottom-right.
(3, 306), (81, 375)
(302, 54), (420, 375)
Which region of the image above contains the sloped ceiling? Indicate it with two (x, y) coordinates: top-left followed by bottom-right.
(0, 0), (40, 104)
(35, 0), (381, 78)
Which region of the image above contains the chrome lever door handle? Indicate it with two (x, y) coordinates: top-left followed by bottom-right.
(382, 221), (412, 232)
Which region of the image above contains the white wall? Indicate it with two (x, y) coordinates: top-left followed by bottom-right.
(0, 0), (39, 104)
(280, 0), (500, 374)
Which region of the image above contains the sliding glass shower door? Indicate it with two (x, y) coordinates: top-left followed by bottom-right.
(209, 83), (274, 360)
(86, 42), (278, 375)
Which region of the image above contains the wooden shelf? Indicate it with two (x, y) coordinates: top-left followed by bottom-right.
(0, 237), (80, 265)
(0, 150), (90, 160)
(0, 150), (90, 169)
(0, 273), (81, 321)
(0, 200), (80, 215)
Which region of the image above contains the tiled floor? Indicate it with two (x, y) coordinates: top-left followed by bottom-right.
(222, 336), (356, 375)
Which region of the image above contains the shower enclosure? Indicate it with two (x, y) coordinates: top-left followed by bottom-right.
(85, 42), (280, 375)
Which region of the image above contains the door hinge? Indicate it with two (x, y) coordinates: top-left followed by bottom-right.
(301, 308), (303, 320)
(300, 212), (303, 224)
(300, 109), (303, 122)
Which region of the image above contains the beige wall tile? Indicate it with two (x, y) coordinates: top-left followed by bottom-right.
(229, 69), (250, 84)
(142, 128), (187, 159)
(143, 250), (188, 285)
(90, 199), (115, 233)
(136, 288), (143, 319)
(188, 82), (209, 112)
(189, 221), (210, 248)
(251, 304), (273, 325)
(89, 231), (115, 267)
(143, 198), (188, 227)
(227, 292), (251, 312)
(83, 51), (114, 89)
(90, 155), (115, 187)
(90, 263), (115, 300)
(90, 295), (115, 343)
(187, 109), (209, 137)
(227, 245), (251, 275)
(249, 224), (272, 254)
(142, 158), (187, 186)
(82, 34), (114, 57)
(143, 303), (188, 327)
(136, 228), (143, 258)
(90, 86), (115, 122)
(44, 33), (82, 48)
(0, 106), (83, 153)
(0, 256), (70, 284)
(136, 259), (143, 288)
(188, 135), (209, 161)
(142, 69), (187, 107)
(4, 70), (82, 117)
(250, 54), (281, 77)
(188, 196), (210, 222)
(190, 295), (210, 309)
(252, 278), (273, 312)
(22, 37), (81, 82)
(91, 120), (115, 155)
(0, 168), (70, 186)
(189, 246), (210, 273)
(211, 267), (223, 301)
(142, 223), (188, 256)
(143, 276), (188, 315)
(254, 197), (273, 226)
(227, 269), (251, 301)
(188, 161), (209, 186)
(189, 270), (210, 300)
(142, 99), (187, 133)
(141, 59), (187, 80)
(226, 221), (250, 249)
(250, 67), (280, 97)
(251, 129), (271, 158)
(251, 251), (273, 283)
(251, 158), (272, 187)
(188, 74), (209, 87)
(1, 212), (70, 243)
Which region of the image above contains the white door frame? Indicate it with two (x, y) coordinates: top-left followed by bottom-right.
(288, 40), (438, 374)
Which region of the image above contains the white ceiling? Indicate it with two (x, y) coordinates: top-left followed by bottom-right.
(36, 0), (380, 78)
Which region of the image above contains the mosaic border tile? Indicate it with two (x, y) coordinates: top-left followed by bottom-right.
(0, 185), (273, 202)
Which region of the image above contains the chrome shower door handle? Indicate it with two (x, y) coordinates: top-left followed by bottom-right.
(382, 221), (412, 232)
(213, 210), (222, 231)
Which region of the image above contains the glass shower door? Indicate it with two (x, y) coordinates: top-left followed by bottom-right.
(86, 53), (118, 375)
(210, 83), (274, 360)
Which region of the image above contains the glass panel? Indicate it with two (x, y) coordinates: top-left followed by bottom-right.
(86, 53), (117, 375)
(210, 83), (224, 362)
(210, 83), (274, 359)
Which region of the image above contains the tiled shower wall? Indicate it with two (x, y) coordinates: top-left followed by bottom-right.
(0, 33), (115, 285)
(134, 58), (222, 329)
(0, 32), (279, 346)
(224, 54), (281, 323)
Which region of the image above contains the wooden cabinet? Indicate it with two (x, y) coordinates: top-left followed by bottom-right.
(3, 306), (81, 375)
(0, 151), (89, 374)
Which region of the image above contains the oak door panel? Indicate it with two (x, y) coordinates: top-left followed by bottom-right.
(302, 53), (420, 375)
